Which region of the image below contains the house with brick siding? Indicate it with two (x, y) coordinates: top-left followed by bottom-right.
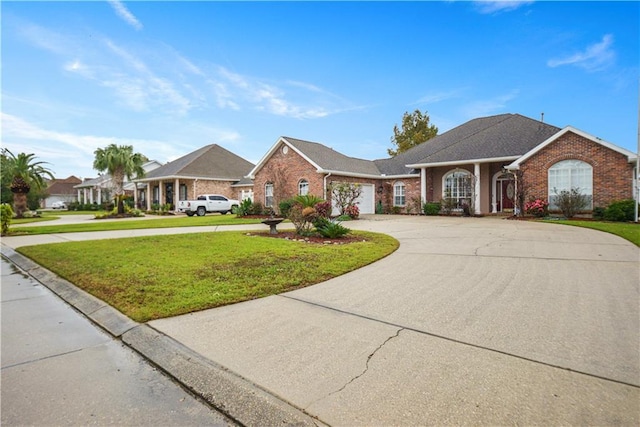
(43, 175), (82, 208)
(134, 144), (254, 211)
(248, 113), (638, 216)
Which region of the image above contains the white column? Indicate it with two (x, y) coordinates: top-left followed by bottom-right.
(83, 188), (88, 204)
(146, 183), (151, 211)
(159, 181), (164, 206)
(421, 168), (427, 204)
(174, 178), (180, 212)
(89, 187), (94, 204)
(97, 187), (102, 205)
(77, 189), (81, 203)
(474, 162), (481, 215)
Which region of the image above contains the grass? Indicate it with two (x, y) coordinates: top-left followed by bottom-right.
(17, 230), (399, 322)
(545, 219), (640, 246)
(10, 214), (265, 235)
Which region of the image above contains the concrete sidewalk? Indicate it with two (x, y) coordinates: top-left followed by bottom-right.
(2, 216), (639, 425)
(1, 257), (234, 426)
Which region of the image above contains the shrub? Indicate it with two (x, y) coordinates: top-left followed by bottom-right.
(423, 202), (441, 216)
(234, 199), (253, 217)
(314, 200), (332, 219)
(295, 194), (323, 208)
(552, 188), (591, 218)
(345, 204), (360, 219)
(1, 203), (14, 235)
(316, 220), (350, 239)
(603, 199), (637, 222)
(524, 198), (549, 218)
(592, 206), (605, 220)
(279, 199), (294, 218)
(250, 202), (264, 215)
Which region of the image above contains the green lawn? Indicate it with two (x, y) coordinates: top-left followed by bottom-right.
(545, 219), (640, 246)
(10, 214), (265, 235)
(17, 230), (399, 322)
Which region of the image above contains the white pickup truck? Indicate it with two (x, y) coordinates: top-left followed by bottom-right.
(177, 194), (240, 216)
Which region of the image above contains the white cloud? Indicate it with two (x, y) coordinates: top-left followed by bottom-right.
(414, 88), (468, 105)
(0, 113), (188, 178)
(214, 66), (350, 119)
(19, 22), (77, 55)
(473, 1), (534, 14)
(460, 89), (520, 118)
(547, 34), (616, 72)
(107, 0), (143, 31)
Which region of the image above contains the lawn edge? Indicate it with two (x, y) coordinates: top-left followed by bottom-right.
(1, 246), (322, 427)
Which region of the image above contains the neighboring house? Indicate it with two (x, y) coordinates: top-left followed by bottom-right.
(42, 176), (82, 208)
(134, 144), (255, 211)
(74, 160), (162, 207)
(248, 113), (638, 215)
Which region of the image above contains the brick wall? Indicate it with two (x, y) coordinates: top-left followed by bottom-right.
(520, 131), (634, 209)
(253, 144), (325, 209)
(252, 142), (423, 214)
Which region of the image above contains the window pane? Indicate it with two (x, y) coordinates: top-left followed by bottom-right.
(265, 183), (273, 207)
(548, 160), (593, 210)
(394, 182), (405, 206)
(299, 180), (309, 196)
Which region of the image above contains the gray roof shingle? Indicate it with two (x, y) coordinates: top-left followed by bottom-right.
(400, 113), (561, 166)
(283, 137), (382, 176)
(283, 114), (561, 177)
(142, 144), (254, 181)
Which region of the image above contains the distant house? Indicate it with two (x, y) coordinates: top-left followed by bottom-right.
(133, 144), (255, 211)
(74, 160), (162, 207)
(43, 176), (82, 208)
(248, 114), (638, 215)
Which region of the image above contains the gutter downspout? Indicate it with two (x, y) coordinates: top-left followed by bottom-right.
(323, 173), (332, 201)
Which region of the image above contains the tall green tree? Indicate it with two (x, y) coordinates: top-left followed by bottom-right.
(93, 144), (145, 214)
(388, 109), (438, 156)
(1, 149), (55, 218)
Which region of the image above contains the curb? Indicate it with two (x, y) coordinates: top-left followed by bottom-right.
(1, 245), (321, 427)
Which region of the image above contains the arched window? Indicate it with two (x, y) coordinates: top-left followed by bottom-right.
(548, 160), (593, 210)
(298, 179), (309, 196)
(265, 182), (274, 207)
(393, 181), (405, 206)
(443, 169), (472, 208)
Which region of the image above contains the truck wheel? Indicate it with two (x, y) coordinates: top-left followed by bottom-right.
(197, 207), (206, 216)
(186, 212), (194, 217)
(221, 210), (228, 215)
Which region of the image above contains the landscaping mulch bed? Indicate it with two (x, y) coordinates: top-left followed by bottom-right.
(249, 231), (367, 245)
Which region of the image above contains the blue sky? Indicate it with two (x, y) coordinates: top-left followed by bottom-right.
(2, 1), (638, 180)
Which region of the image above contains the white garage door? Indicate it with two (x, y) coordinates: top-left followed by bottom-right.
(332, 183), (375, 215)
(356, 184), (375, 214)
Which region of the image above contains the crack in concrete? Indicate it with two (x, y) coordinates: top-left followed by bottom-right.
(328, 328), (404, 397)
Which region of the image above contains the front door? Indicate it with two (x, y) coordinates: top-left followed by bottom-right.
(495, 174), (515, 212)
(499, 179), (515, 211)
(165, 183), (174, 206)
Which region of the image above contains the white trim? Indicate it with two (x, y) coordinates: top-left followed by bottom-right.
(320, 169), (419, 180)
(247, 137), (323, 179)
(508, 126), (638, 170)
(407, 156), (519, 169)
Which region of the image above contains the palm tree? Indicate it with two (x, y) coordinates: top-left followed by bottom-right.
(1, 149), (55, 218)
(93, 144), (145, 215)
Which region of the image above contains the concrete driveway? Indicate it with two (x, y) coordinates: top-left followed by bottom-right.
(151, 216), (639, 426)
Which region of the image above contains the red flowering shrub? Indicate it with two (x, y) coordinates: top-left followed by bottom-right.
(345, 204), (360, 219)
(524, 199), (549, 218)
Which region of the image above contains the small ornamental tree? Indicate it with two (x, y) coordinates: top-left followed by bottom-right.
(553, 187), (591, 218)
(329, 182), (362, 216)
